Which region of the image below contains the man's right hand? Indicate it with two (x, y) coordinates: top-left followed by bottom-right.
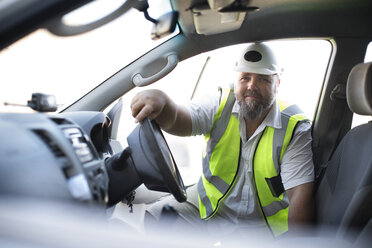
(131, 89), (169, 123)
(130, 89), (192, 136)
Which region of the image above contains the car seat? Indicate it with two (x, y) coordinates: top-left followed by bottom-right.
(315, 62), (372, 245)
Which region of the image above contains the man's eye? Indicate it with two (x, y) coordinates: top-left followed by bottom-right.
(259, 77), (271, 83)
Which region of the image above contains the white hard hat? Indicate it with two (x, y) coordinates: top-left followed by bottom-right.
(233, 43), (281, 75)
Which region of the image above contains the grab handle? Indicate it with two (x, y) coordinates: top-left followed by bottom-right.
(132, 54), (178, 87)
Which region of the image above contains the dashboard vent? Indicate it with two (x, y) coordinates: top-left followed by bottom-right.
(33, 130), (71, 170)
(34, 130), (65, 157)
(50, 117), (72, 125)
(63, 128), (94, 164)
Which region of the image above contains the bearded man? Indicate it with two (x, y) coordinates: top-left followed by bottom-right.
(130, 43), (314, 237)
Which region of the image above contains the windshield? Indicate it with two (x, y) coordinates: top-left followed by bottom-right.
(0, 0), (175, 113)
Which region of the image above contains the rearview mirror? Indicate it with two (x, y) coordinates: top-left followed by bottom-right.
(151, 11), (178, 40)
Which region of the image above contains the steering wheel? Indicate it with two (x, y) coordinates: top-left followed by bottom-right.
(127, 118), (187, 202)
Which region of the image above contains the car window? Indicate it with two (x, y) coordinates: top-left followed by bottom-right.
(0, 0), (176, 113)
(118, 55), (208, 185)
(192, 40), (332, 121)
(118, 39), (332, 185)
(351, 41), (372, 128)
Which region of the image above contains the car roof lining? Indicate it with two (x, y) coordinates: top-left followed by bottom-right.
(171, 0), (372, 54)
(1, 0), (371, 53)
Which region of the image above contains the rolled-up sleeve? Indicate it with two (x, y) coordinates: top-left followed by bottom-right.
(186, 92), (220, 136)
(280, 122), (315, 190)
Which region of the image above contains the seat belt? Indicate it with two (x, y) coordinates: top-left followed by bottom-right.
(315, 84), (352, 189)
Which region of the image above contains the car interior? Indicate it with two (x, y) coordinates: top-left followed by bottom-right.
(315, 61), (372, 245)
(0, 0), (371, 247)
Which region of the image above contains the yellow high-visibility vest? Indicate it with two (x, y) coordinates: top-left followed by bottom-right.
(197, 88), (309, 237)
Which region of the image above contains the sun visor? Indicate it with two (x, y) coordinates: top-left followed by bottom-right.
(192, 4), (246, 35)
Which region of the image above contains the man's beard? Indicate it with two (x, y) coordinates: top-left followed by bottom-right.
(238, 90), (274, 121)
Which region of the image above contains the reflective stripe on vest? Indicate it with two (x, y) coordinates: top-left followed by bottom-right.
(197, 88), (309, 237)
(198, 88), (239, 218)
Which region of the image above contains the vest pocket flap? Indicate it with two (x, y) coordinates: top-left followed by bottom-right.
(265, 175), (284, 198)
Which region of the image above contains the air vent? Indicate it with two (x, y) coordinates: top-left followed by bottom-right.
(63, 128), (94, 164)
(49, 117), (72, 125)
(33, 130), (71, 170)
(34, 130), (65, 157)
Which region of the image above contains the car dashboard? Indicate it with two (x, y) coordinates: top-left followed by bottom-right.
(0, 111), (111, 206)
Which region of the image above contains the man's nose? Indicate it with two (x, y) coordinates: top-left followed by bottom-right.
(247, 75), (258, 90)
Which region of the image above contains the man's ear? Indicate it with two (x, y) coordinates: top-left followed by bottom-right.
(274, 76), (280, 94)
(275, 74), (280, 87)
(233, 79), (239, 93)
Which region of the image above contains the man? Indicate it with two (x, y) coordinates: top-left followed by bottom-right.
(131, 43), (314, 237)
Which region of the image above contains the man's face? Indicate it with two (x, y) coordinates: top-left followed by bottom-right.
(235, 72), (279, 121)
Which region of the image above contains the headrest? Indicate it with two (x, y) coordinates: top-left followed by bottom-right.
(346, 62), (372, 115)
